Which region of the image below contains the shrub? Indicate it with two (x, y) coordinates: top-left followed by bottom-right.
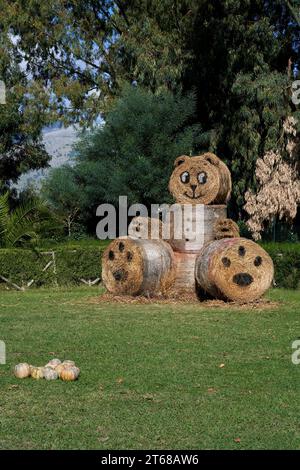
(261, 242), (300, 289)
(0, 242), (298, 290)
(0, 242), (108, 289)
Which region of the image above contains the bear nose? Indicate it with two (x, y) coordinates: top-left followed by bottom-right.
(113, 269), (127, 281)
(232, 273), (253, 287)
(190, 184), (197, 192)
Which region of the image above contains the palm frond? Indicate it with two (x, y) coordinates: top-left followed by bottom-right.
(0, 196), (51, 248)
(0, 192), (10, 237)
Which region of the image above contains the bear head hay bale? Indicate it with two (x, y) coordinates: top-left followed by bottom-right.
(128, 216), (165, 240)
(168, 204), (227, 252)
(194, 238), (274, 302)
(213, 218), (240, 240)
(102, 238), (175, 296)
(168, 153), (232, 205)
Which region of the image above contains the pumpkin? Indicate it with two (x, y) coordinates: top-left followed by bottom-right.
(43, 367), (58, 381)
(60, 366), (80, 382)
(14, 363), (31, 379)
(45, 358), (61, 369)
(62, 360), (75, 367)
(30, 367), (44, 380)
(55, 363), (67, 377)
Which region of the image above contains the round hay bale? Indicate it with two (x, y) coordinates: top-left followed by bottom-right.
(172, 252), (198, 293)
(169, 204), (227, 253)
(102, 238), (175, 296)
(168, 153), (232, 205)
(213, 218), (240, 240)
(128, 216), (165, 240)
(194, 238), (274, 302)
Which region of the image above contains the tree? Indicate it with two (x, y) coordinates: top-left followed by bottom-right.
(42, 166), (84, 237)
(220, 72), (299, 215)
(0, 1), (200, 125)
(0, 24), (50, 192)
(244, 117), (300, 240)
(0, 139), (49, 193)
(2, 1), (299, 120)
(2, 1), (299, 215)
(44, 86), (201, 230)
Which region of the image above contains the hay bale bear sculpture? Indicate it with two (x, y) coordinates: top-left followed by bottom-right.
(102, 153), (274, 302)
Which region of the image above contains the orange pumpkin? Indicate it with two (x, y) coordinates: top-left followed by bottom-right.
(60, 366), (80, 382)
(55, 363), (67, 377)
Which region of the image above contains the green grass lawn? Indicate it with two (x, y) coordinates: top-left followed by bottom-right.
(0, 287), (300, 450)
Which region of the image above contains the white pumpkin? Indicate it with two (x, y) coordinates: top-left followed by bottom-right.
(62, 360), (75, 367)
(45, 358), (61, 369)
(43, 367), (58, 381)
(14, 363), (31, 379)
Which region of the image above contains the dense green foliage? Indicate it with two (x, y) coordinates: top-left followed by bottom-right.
(0, 241), (108, 288)
(0, 286), (300, 449)
(44, 87), (201, 226)
(3, 1), (299, 119)
(0, 241), (298, 289)
(0, 25), (50, 192)
(0, 104), (49, 192)
(262, 242), (300, 289)
(1, 1), (299, 220)
(42, 166), (85, 237)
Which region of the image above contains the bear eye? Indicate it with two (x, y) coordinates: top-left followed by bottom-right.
(108, 250), (115, 260)
(180, 171), (190, 184)
(198, 172), (207, 184)
(238, 246), (246, 257)
(222, 257), (231, 267)
(254, 256), (262, 267)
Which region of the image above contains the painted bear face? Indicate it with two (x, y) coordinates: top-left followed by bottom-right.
(102, 238), (143, 295)
(168, 153), (231, 205)
(212, 238), (274, 302)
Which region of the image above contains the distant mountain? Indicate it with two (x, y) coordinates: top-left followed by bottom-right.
(17, 126), (79, 191)
(43, 126), (78, 168)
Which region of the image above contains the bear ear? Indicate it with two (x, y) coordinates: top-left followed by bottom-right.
(202, 152), (220, 167)
(173, 155), (190, 168)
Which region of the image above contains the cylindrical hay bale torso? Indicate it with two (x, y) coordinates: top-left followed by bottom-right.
(128, 216), (164, 240)
(168, 204), (227, 253)
(172, 252), (198, 293)
(102, 238), (175, 296)
(195, 238), (274, 302)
